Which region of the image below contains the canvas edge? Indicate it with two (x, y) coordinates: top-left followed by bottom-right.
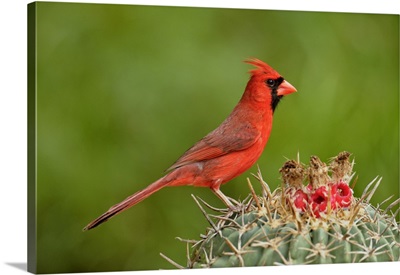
(27, 2), (37, 274)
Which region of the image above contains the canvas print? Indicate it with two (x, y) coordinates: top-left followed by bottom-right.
(27, 1), (399, 274)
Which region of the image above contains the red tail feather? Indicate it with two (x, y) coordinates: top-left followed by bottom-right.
(83, 178), (168, 231)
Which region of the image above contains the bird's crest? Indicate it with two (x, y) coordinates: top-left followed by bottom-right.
(244, 58), (279, 77)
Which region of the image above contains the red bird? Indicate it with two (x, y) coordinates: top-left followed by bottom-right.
(83, 58), (296, 231)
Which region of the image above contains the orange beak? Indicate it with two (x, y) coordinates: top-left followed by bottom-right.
(277, 80), (297, 96)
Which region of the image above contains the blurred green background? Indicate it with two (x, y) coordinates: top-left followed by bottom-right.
(33, 2), (399, 273)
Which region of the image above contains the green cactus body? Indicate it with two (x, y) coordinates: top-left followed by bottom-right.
(190, 208), (399, 267)
(180, 152), (400, 268)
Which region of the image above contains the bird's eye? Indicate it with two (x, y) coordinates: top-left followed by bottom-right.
(266, 79), (275, 87)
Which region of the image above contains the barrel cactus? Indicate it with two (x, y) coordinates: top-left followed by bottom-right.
(162, 152), (399, 267)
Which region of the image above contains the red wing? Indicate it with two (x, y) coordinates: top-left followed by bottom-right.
(166, 121), (260, 171)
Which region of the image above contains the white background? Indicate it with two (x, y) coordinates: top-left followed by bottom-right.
(0, 1), (399, 275)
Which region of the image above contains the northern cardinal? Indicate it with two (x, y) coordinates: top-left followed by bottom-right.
(83, 58), (296, 231)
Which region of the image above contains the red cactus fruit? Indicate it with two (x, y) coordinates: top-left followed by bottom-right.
(281, 153), (355, 218)
(293, 189), (309, 211)
(331, 181), (353, 208)
(310, 186), (328, 217)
